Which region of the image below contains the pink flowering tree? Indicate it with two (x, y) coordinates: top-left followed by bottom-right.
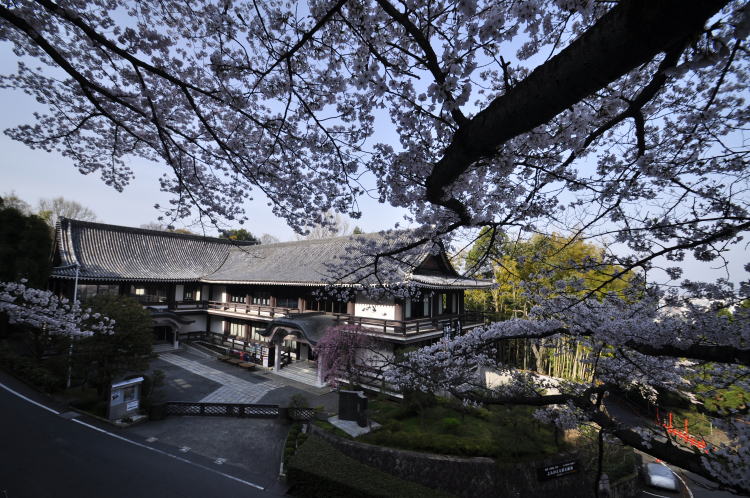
(0, 280), (115, 339)
(315, 324), (372, 388)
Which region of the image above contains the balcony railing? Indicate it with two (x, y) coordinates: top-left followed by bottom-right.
(172, 300), (209, 310)
(183, 300), (494, 338)
(206, 300), (301, 318)
(330, 311), (489, 337)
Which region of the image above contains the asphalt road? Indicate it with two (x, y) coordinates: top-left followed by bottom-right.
(0, 379), (280, 498)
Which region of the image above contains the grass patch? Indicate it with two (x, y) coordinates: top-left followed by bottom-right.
(287, 434), (455, 498)
(313, 419), (352, 439)
(358, 396), (564, 461)
(573, 427), (638, 482)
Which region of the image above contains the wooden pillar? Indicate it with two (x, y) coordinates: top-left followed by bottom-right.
(273, 334), (282, 372)
(346, 301), (355, 316)
(167, 283), (176, 308)
(270, 295), (277, 308)
(394, 299), (404, 321)
(298, 297), (306, 311)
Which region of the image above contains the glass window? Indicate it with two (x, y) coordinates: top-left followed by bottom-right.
(252, 292), (270, 306)
(276, 296), (298, 309)
(229, 321), (245, 338)
(309, 299), (347, 314)
(407, 297), (429, 318)
(183, 284), (200, 301)
(130, 285), (167, 303)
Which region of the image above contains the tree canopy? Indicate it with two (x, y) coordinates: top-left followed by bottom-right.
(74, 294), (153, 396)
(36, 196), (97, 228)
(219, 228), (260, 243)
(0, 200), (52, 287)
(465, 231), (635, 318)
(1, 0), (749, 492)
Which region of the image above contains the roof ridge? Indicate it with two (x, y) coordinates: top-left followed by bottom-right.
(59, 217), (257, 245)
(257, 228), (418, 249)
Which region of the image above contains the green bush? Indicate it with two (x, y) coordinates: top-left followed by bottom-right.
(287, 435), (455, 498)
(440, 417), (461, 434)
(288, 393), (310, 409)
(0, 349), (63, 392)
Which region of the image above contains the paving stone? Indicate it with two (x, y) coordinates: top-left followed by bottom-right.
(160, 353), (283, 403)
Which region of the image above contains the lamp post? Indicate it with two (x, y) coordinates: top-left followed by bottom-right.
(52, 262), (80, 389)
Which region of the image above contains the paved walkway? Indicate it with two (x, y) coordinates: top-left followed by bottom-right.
(160, 353), (284, 403)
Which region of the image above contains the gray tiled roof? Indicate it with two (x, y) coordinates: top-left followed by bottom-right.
(202, 231), (429, 286)
(50, 219), (493, 289)
(51, 218), (251, 282)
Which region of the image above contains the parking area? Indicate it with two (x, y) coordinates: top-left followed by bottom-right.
(123, 346), (337, 492)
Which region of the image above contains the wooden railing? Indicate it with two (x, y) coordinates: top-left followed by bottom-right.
(206, 300), (301, 318)
(330, 311), (488, 337)
(181, 303), (495, 338)
(172, 300), (209, 310)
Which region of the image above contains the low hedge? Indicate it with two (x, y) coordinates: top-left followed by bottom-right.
(287, 435), (455, 498)
(0, 349), (64, 392)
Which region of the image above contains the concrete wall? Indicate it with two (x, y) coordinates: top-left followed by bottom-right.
(354, 293), (396, 320)
(310, 425), (594, 498)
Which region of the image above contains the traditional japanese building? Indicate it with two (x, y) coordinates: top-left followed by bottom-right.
(50, 218), (492, 386)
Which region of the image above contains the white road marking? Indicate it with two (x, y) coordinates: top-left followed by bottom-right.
(215, 458), (226, 465)
(179, 446), (191, 453)
(642, 491), (671, 497)
(2, 380), (265, 491)
(0, 382), (60, 415)
(71, 419), (264, 490)
(671, 468), (694, 498)
(146, 437), (158, 443)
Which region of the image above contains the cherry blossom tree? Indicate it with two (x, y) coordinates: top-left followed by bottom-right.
(0, 280), (114, 338)
(315, 324), (372, 387)
(386, 288), (750, 494)
(1, 0), (750, 491)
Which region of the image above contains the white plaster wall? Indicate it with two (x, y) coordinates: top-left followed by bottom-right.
(175, 284), (184, 301)
(354, 292), (396, 320)
(357, 340), (395, 368)
(213, 285), (226, 302)
(210, 317), (225, 334)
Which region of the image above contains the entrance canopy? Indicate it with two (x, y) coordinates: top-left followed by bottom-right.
(261, 313), (338, 346)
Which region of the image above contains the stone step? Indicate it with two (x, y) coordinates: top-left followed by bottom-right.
(274, 368), (322, 387)
(153, 343), (179, 354)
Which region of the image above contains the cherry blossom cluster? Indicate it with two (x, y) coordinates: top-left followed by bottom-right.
(0, 280), (114, 338)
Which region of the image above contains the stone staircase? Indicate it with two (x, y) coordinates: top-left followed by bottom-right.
(274, 361), (324, 387)
(153, 343), (179, 354)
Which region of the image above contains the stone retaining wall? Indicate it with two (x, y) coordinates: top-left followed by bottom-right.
(310, 424), (596, 497)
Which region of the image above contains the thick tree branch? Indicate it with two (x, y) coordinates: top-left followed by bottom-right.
(425, 0), (728, 222)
